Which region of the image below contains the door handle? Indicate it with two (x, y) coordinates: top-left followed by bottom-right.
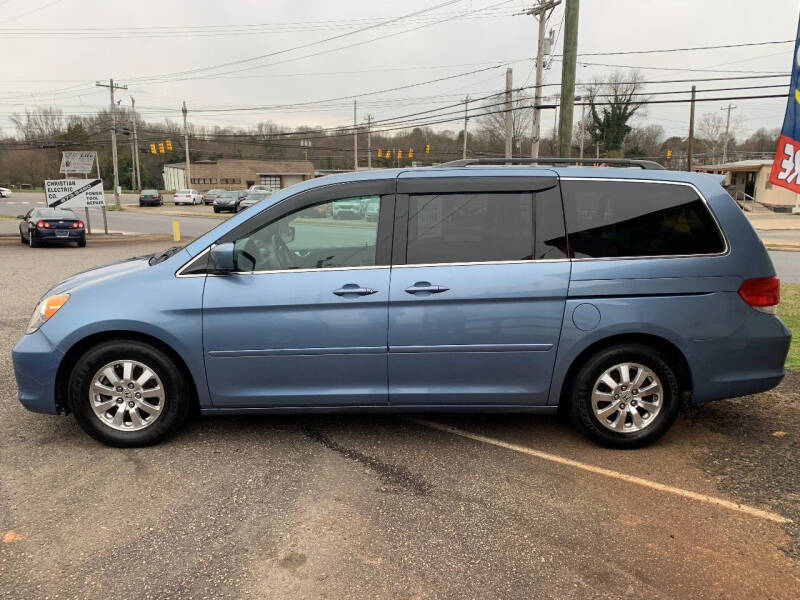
(333, 284), (378, 297)
(404, 282), (450, 295)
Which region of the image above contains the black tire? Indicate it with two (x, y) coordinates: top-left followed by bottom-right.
(77, 238), (86, 247)
(213, 207), (220, 213)
(67, 340), (190, 447)
(29, 233), (37, 248)
(568, 344), (682, 448)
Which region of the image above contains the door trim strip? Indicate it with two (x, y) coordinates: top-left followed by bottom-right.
(208, 346), (386, 358)
(389, 343), (553, 353)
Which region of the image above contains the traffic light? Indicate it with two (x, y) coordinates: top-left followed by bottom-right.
(397, 150), (403, 159)
(377, 149), (383, 158)
(666, 149), (673, 159)
(149, 143), (157, 154)
(166, 139), (173, 151)
(408, 148), (414, 158)
(158, 142), (165, 154)
(425, 144), (430, 154)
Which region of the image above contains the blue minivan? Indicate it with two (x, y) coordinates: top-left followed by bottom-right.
(12, 159), (791, 448)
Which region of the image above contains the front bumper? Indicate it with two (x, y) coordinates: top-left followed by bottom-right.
(12, 328), (64, 414)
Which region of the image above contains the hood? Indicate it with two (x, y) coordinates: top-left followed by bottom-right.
(46, 255), (152, 297)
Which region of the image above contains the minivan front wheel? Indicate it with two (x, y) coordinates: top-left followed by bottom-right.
(68, 340), (189, 447)
(569, 344), (681, 448)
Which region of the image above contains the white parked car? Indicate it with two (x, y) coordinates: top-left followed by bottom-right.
(0, 186), (12, 198)
(173, 189), (201, 205)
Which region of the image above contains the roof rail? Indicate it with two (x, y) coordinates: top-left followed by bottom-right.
(438, 157), (665, 170)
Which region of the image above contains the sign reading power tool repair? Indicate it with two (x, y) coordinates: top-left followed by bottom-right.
(44, 179), (106, 209)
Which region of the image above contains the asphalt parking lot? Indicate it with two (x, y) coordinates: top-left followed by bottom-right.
(1, 240), (798, 599)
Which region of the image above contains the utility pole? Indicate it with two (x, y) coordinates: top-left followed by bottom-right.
(577, 95), (586, 158)
(131, 97), (141, 190)
(365, 114), (373, 169)
(687, 85), (696, 171)
(557, 0), (579, 157)
(721, 103), (737, 163)
(526, 0), (561, 158)
(182, 101), (191, 190)
(504, 68), (513, 159)
(353, 100), (358, 170)
(95, 78), (127, 206)
(462, 95), (469, 159)
(553, 93), (560, 151)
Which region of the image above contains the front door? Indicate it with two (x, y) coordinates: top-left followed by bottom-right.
(202, 182), (395, 408)
(388, 174), (570, 406)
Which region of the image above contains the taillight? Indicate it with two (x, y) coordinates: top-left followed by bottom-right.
(139, 195), (144, 199)
(71, 221), (84, 229)
(36, 220), (50, 229)
(738, 277), (780, 314)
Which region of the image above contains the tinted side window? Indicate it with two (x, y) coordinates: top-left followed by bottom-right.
(562, 181), (725, 258)
(535, 187), (568, 260)
(406, 192), (533, 264)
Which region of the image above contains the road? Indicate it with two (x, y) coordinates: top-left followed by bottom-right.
(0, 240), (798, 599)
(0, 194), (223, 238)
(2, 194), (798, 282)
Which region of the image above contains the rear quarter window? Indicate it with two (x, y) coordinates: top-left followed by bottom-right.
(561, 180), (725, 258)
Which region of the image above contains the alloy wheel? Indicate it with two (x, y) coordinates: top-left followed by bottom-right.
(590, 362), (663, 433)
(89, 359), (165, 431)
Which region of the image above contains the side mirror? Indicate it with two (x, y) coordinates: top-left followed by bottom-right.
(210, 242), (235, 272)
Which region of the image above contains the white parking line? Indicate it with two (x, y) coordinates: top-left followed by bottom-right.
(411, 418), (791, 524)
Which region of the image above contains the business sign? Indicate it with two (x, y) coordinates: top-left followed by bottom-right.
(44, 179), (105, 209)
(769, 17), (800, 192)
(60, 151), (96, 174)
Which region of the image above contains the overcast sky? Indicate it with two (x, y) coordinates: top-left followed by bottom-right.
(2, 0), (799, 142)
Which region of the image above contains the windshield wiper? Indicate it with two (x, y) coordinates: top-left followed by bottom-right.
(148, 246), (183, 266)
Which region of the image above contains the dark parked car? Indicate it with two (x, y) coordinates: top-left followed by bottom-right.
(138, 189), (162, 206)
(202, 189), (225, 205)
(19, 207), (85, 248)
(213, 190), (247, 213)
(236, 191), (271, 212)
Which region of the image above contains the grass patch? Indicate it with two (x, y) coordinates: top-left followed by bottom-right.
(780, 282), (800, 370)
(105, 204), (125, 211)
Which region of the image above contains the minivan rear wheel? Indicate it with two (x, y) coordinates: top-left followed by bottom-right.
(67, 340), (189, 447)
(568, 344), (681, 448)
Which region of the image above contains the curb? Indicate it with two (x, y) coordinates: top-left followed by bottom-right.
(764, 243), (800, 252)
(123, 206), (229, 220)
(0, 233), (193, 245)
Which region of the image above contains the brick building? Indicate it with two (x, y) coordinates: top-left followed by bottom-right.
(162, 158), (315, 192)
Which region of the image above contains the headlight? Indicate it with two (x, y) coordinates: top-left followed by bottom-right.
(27, 293), (70, 334)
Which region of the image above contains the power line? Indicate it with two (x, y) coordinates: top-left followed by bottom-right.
(124, 0), (470, 83)
(0, 8), (517, 38)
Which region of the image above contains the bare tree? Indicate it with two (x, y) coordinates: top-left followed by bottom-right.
(10, 107), (65, 142)
(624, 124), (665, 158)
(697, 112), (743, 163)
(586, 70), (647, 154)
(476, 92), (532, 155)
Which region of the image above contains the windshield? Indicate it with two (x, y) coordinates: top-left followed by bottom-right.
(35, 208), (75, 219)
(245, 193), (270, 202)
(177, 190), (190, 194)
(220, 191), (238, 198)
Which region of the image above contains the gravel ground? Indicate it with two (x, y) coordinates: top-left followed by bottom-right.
(688, 371), (800, 558)
(0, 241), (798, 599)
